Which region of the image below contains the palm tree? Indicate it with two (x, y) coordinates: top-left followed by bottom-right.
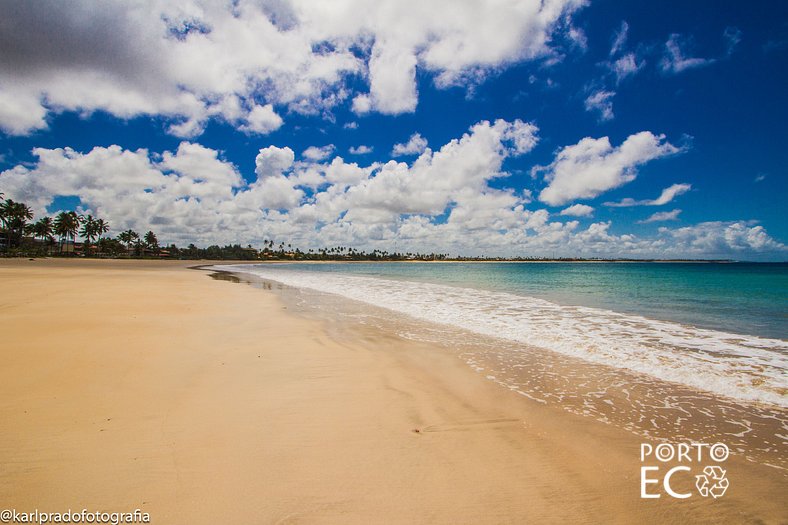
(28, 217), (55, 244)
(143, 230), (159, 255)
(53, 211), (81, 254)
(92, 218), (110, 254)
(0, 199), (34, 248)
(117, 229), (139, 255)
(95, 218), (110, 240)
(0, 196), (10, 250)
(133, 238), (144, 257)
(80, 215), (100, 255)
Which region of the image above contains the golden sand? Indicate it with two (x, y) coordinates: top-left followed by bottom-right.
(0, 259), (785, 523)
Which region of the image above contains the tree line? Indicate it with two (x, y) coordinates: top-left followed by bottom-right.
(0, 194), (449, 260)
(0, 194), (159, 257)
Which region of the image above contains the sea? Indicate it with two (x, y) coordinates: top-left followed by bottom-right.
(212, 261), (788, 468)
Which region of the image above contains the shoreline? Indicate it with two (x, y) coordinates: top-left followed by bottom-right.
(213, 264), (788, 469)
(1, 259), (785, 523)
(4, 256), (770, 264)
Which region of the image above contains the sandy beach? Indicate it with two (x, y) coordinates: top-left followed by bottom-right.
(0, 259), (785, 524)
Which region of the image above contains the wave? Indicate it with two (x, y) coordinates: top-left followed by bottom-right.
(217, 264), (788, 407)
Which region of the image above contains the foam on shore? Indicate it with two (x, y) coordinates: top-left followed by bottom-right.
(218, 264), (788, 408)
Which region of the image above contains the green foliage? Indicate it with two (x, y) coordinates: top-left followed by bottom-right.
(0, 195), (452, 260)
(0, 198), (34, 248)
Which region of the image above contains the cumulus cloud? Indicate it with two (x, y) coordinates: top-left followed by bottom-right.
(351, 95), (372, 115)
(536, 132), (682, 206)
(584, 90), (615, 121)
(349, 145), (373, 155)
(240, 104), (283, 135)
(255, 146), (295, 178)
(0, 0), (585, 136)
(2, 120), (783, 259)
(639, 209), (681, 223)
(392, 133), (428, 156)
(368, 42), (419, 114)
(658, 221), (785, 256)
(0, 118), (540, 248)
(560, 204), (594, 217)
(605, 183), (692, 207)
(302, 145), (336, 162)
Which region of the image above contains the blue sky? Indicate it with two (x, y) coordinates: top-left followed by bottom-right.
(0, 0), (786, 259)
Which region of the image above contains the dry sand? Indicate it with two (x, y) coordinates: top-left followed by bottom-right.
(0, 258), (785, 524)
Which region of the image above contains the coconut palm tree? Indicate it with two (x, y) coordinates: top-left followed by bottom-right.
(27, 217), (55, 244)
(0, 199), (34, 248)
(0, 196), (9, 250)
(95, 218), (110, 240)
(80, 215), (100, 255)
(92, 218), (110, 254)
(133, 238), (144, 257)
(143, 230), (159, 255)
(117, 229), (139, 255)
(53, 211), (81, 254)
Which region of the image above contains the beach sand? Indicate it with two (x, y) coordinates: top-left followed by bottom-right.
(0, 259), (785, 524)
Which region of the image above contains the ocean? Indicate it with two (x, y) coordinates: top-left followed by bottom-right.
(214, 261), (788, 467)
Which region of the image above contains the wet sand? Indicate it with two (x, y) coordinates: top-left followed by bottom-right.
(0, 258), (785, 523)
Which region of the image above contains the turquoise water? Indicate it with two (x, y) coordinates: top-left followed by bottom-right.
(222, 261), (787, 406)
(268, 262), (787, 340)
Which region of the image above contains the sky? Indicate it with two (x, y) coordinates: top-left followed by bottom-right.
(0, 0), (786, 259)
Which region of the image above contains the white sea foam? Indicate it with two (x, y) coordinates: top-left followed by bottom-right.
(216, 264), (788, 407)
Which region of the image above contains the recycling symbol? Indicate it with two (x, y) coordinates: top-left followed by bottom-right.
(695, 466), (729, 498)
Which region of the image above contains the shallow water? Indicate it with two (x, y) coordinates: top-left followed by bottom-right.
(210, 262), (788, 470)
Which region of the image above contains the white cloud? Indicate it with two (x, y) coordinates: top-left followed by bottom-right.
(610, 53), (644, 83)
(302, 145), (336, 162)
(754, 174), (766, 183)
(650, 183), (692, 205)
(0, 87), (49, 135)
(2, 121), (783, 259)
(0, 118), (540, 249)
(584, 90), (615, 121)
(536, 132), (682, 206)
(600, 20), (644, 87)
(392, 133), (428, 156)
(323, 157), (374, 186)
(368, 42), (418, 114)
(659, 28), (741, 75)
(605, 183), (691, 207)
(240, 104), (283, 135)
(255, 146), (295, 178)
(660, 34), (713, 73)
(610, 21), (629, 56)
(640, 209), (681, 223)
(658, 221), (785, 255)
(502, 119), (540, 154)
(349, 145), (373, 155)
(560, 204), (594, 217)
(0, 0), (585, 136)
(566, 24), (588, 52)
(351, 94), (372, 115)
